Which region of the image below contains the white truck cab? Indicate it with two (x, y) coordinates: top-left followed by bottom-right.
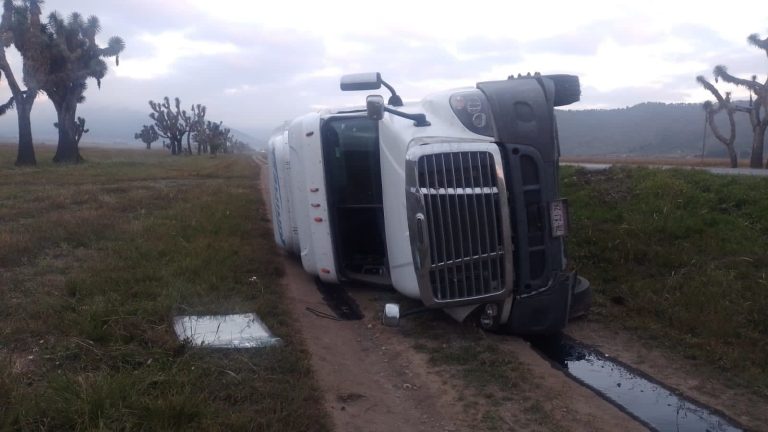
(268, 72), (590, 334)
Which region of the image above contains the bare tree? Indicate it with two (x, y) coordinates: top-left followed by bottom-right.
(713, 33), (768, 168)
(43, 12), (125, 163)
(148, 97), (188, 155)
(0, 0), (44, 166)
(135, 125), (159, 149)
(201, 121), (231, 155)
(74, 117), (89, 147)
(54, 117), (89, 148)
(228, 137), (250, 153)
(189, 104), (206, 154)
(697, 76), (739, 167)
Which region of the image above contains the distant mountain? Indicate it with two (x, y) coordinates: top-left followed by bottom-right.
(230, 127), (268, 149)
(0, 101), (761, 156)
(557, 102), (758, 157)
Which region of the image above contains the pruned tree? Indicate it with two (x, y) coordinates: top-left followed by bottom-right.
(696, 76), (739, 167)
(135, 125), (159, 149)
(149, 97), (188, 155)
(712, 33), (768, 168)
(36, 11), (124, 163)
(0, 0), (45, 166)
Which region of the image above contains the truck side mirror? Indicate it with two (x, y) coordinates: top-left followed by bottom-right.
(340, 72), (382, 91)
(366, 95), (385, 120)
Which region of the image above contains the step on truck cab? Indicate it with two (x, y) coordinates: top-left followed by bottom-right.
(268, 72), (591, 335)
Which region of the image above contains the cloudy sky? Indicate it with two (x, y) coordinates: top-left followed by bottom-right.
(0, 0), (767, 139)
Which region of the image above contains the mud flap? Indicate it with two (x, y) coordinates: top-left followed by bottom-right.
(569, 276), (591, 319)
(506, 273), (572, 335)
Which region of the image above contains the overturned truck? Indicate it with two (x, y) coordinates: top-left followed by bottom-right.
(268, 72), (590, 335)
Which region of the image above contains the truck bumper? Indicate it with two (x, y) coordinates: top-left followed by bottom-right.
(505, 272), (591, 335)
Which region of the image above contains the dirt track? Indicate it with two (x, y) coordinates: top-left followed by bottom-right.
(256, 158), (764, 432)
(278, 256), (653, 432)
(257, 159), (646, 431)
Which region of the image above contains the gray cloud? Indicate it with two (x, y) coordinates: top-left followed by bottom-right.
(455, 37), (521, 60)
(0, 0), (767, 143)
(528, 21), (734, 57)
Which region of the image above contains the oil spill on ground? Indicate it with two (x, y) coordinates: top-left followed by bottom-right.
(313, 278), (364, 320)
(529, 334), (744, 432)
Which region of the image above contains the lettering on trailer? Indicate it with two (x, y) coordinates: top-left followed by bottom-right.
(270, 146), (286, 247)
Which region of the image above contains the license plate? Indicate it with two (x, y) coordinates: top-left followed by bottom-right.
(550, 199), (568, 237)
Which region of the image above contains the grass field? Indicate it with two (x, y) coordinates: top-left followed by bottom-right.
(561, 155), (734, 167)
(562, 166), (768, 396)
(2, 143), (765, 429)
(0, 145), (330, 431)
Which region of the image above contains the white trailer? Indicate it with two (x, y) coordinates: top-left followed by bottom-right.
(268, 72), (590, 334)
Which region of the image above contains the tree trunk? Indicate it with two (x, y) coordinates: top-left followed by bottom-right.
(750, 124), (766, 169)
(14, 96), (36, 167)
(726, 145), (737, 168)
(759, 123), (768, 168)
(52, 98), (83, 164)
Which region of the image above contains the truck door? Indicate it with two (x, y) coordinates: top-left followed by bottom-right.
(321, 116), (390, 285)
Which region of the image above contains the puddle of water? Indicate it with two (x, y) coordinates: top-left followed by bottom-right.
(531, 335), (743, 432)
(173, 313), (281, 348)
(314, 278), (364, 320)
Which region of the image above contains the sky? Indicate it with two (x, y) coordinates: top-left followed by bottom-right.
(0, 0), (767, 140)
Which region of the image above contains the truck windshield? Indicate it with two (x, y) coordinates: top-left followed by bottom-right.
(321, 117), (389, 284)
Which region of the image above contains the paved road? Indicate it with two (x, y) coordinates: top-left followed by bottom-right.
(561, 162), (768, 177)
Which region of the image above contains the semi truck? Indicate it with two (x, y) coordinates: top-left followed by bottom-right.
(267, 72), (590, 335)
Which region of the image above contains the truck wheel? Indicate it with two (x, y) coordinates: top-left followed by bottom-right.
(544, 74), (581, 107)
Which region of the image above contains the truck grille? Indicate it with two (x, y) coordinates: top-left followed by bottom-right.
(416, 152), (506, 301)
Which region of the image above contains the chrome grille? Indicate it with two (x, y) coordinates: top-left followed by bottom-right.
(416, 151), (506, 301)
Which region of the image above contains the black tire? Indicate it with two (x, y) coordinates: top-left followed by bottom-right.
(544, 74), (581, 107)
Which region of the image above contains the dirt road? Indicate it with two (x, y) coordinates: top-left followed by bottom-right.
(255, 157), (766, 432)
(256, 158), (649, 431)
(279, 260), (656, 432)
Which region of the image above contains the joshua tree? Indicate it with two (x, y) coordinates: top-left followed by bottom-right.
(135, 125), (159, 149)
(36, 11), (124, 163)
(189, 104), (206, 154)
(73, 116), (88, 147)
(0, 0), (45, 166)
(53, 116), (89, 147)
(228, 137), (250, 153)
(712, 33), (768, 168)
(149, 97), (188, 155)
(696, 76), (739, 167)
(202, 121), (231, 155)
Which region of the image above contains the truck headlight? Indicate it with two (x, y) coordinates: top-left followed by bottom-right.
(450, 90), (494, 137)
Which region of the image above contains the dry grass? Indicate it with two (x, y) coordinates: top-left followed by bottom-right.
(0, 144), (330, 431)
(396, 303), (566, 432)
